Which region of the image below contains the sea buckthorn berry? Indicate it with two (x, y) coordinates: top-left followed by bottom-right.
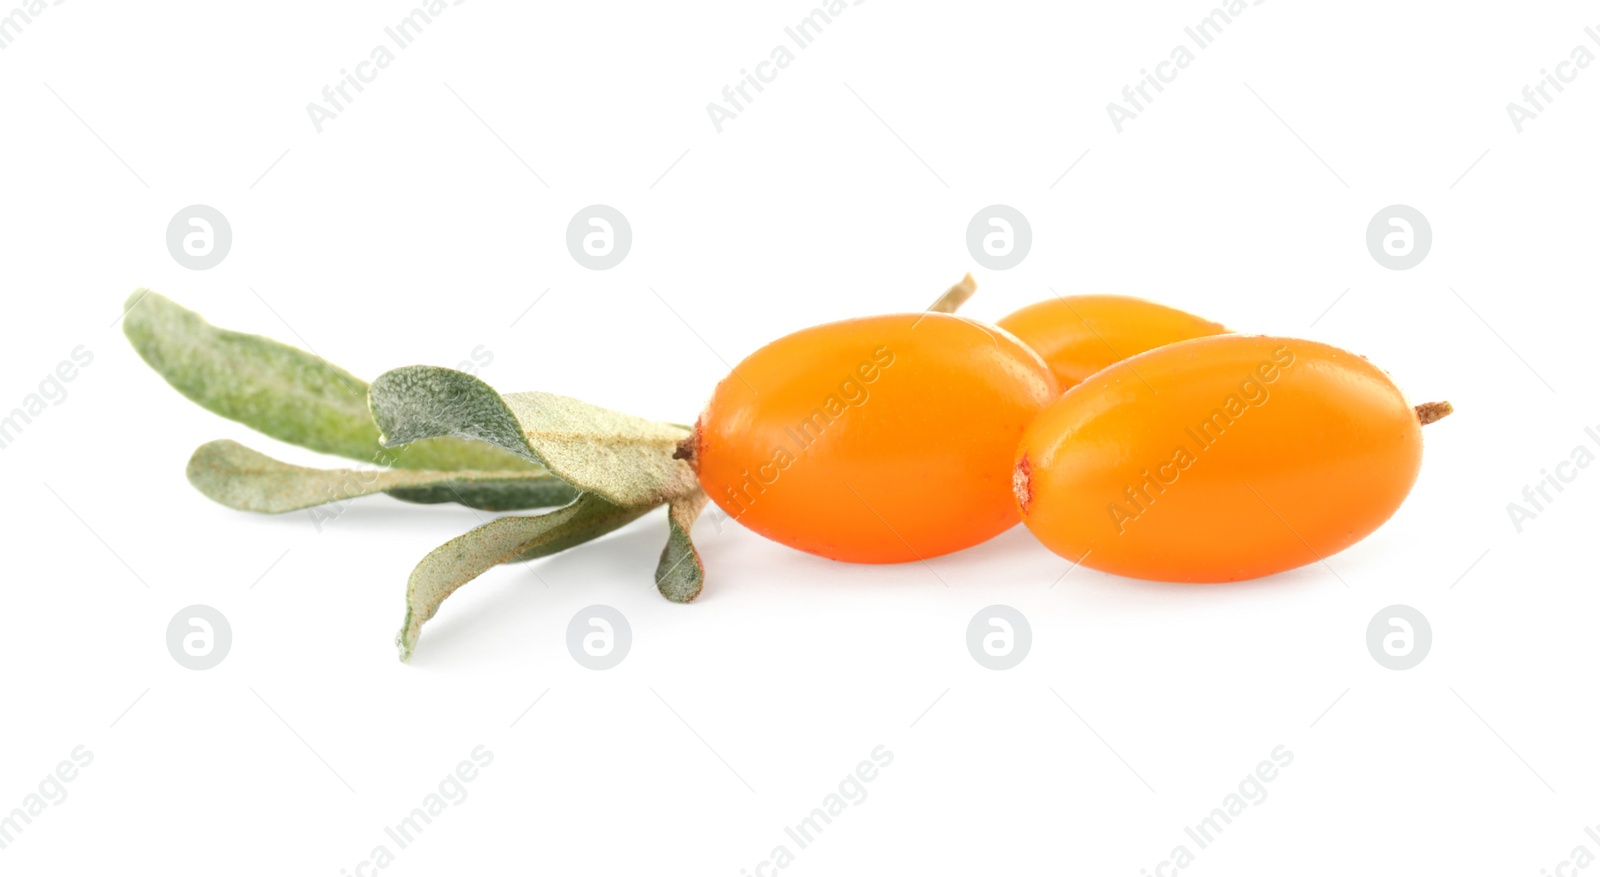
(684, 313), (1059, 563)
(1013, 335), (1449, 583)
(997, 296), (1229, 389)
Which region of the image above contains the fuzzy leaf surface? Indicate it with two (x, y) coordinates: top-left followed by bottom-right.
(370, 365), (697, 507)
(656, 490), (709, 603)
(397, 495), (653, 660)
(122, 289), (535, 472)
(186, 439), (577, 513)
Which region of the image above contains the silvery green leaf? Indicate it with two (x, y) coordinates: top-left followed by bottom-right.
(655, 489), (709, 603)
(397, 494), (654, 661)
(386, 481), (578, 512)
(122, 289), (535, 472)
(185, 439), (577, 514)
(370, 366), (697, 507)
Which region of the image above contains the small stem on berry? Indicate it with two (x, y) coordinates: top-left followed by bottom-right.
(926, 274), (978, 314)
(673, 424), (700, 468)
(1415, 401), (1453, 425)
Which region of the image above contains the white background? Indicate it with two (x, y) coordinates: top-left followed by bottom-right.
(2, 1), (1598, 873)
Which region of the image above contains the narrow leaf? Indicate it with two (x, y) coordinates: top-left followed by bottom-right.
(370, 366), (697, 507)
(386, 482), (578, 513)
(186, 439), (577, 514)
(656, 490), (709, 603)
(122, 289), (536, 472)
(397, 495), (654, 661)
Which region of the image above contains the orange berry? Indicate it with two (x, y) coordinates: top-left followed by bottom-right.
(686, 313), (1059, 563)
(1014, 335), (1447, 582)
(997, 296), (1229, 389)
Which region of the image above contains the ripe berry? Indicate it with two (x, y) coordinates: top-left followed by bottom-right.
(684, 313), (1059, 562)
(1014, 334), (1449, 582)
(997, 295), (1228, 388)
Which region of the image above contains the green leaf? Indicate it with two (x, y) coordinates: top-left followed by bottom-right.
(186, 439), (577, 514)
(656, 489), (709, 603)
(121, 289), (535, 472)
(370, 366), (697, 507)
(396, 495), (654, 661)
(386, 482), (578, 513)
